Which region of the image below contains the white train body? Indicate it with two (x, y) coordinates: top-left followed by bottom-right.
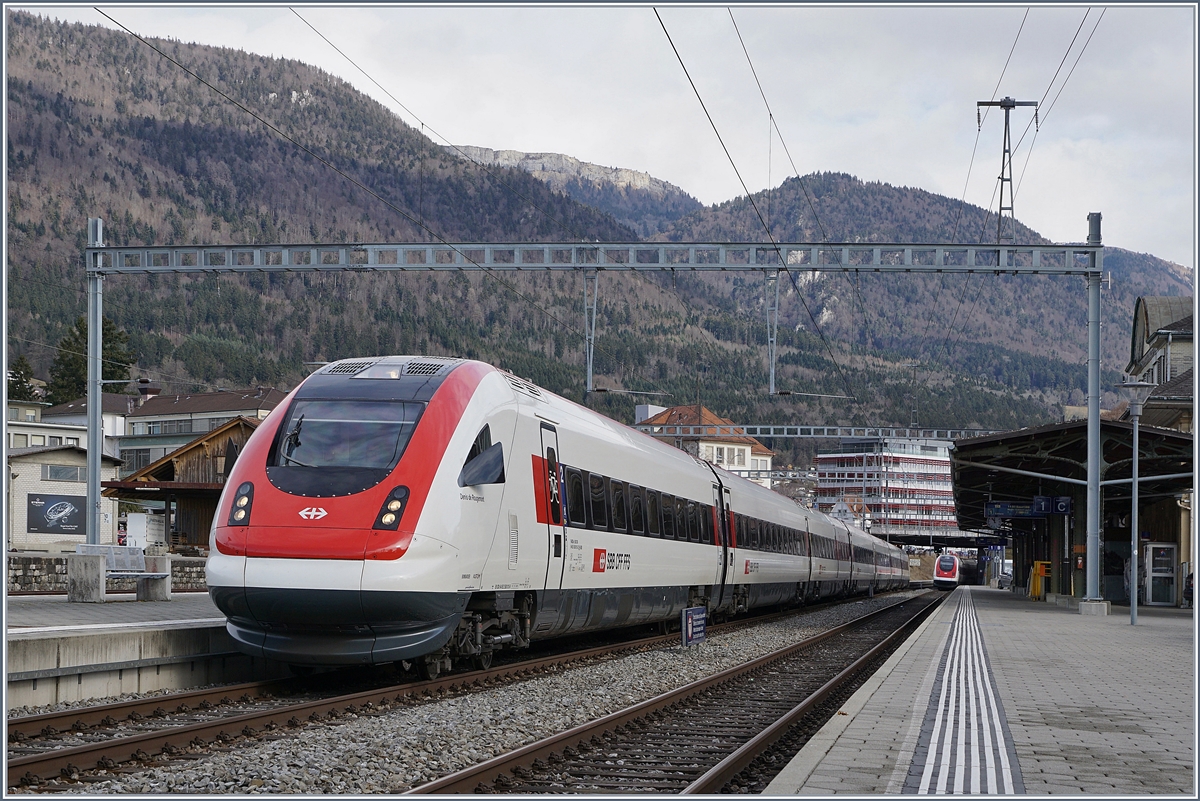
(208, 357), (909, 669)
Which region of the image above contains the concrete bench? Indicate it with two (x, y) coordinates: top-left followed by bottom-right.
(68, 545), (172, 602)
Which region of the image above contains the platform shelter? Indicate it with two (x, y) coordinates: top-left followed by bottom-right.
(951, 420), (1192, 606)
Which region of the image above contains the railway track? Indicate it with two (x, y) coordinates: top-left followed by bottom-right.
(8, 596), (881, 791)
(408, 590), (943, 794)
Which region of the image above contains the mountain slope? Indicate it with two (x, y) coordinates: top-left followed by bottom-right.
(654, 172), (1191, 382)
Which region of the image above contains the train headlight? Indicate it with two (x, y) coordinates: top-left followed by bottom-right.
(227, 482), (254, 526)
(374, 486), (409, 530)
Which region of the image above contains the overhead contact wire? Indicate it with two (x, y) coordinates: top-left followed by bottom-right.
(94, 8), (668, 398)
(728, 8), (885, 397)
(656, 7), (857, 403)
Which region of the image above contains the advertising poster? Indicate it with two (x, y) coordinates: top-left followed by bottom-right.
(27, 493), (86, 535)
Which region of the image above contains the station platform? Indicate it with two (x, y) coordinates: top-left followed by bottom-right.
(5, 592), (284, 710)
(765, 586), (1195, 795)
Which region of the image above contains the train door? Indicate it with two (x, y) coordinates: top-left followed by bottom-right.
(713, 484), (733, 608)
(539, 424), (566, 591)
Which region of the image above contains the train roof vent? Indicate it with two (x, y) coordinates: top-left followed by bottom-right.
(324, 360), (377, 375)
(505, 374), (543, 398)
(403, 360), (450, 377)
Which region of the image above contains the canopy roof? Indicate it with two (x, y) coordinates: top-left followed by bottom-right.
(951, 420), (1192, 531)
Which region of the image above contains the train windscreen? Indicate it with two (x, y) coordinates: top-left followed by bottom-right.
(266, 399), (424, 496)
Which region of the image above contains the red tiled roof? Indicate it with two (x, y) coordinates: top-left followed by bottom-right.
(640, 405), (774, 455)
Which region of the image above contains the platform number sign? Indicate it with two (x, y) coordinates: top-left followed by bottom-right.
(1053, 496), (1072, 515)
(682, 606), (706, 647)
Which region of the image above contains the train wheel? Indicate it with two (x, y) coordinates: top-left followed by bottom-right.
(470, 651), (493, 671)
(416, 655), (441, 681)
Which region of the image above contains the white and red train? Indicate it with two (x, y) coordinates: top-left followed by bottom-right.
(933, 553), (965, 590)
(207, 356), (909, 677)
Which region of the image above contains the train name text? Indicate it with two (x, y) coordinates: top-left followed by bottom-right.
(460, 493), (485, 503)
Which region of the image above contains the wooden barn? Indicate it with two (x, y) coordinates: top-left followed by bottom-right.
(103, 416), (259, 551)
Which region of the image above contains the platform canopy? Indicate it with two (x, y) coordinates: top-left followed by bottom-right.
(950, 420), (1193, 531)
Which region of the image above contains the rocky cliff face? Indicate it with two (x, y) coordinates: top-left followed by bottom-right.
(448, 146), (703, 237)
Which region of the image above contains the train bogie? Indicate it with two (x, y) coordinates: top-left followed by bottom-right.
(207, 356), (910, 669)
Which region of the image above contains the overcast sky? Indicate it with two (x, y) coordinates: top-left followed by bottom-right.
(13, 4), (1198, 270)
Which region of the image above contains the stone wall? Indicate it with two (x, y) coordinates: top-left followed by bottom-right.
(7, 554), (208, 593)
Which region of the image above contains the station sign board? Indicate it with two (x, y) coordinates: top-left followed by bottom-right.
(984, 501), (1045, 519)
(682, 606), (706, 647)
(1053, 496), (1072, 514)
(1032, 496), (1051, 515)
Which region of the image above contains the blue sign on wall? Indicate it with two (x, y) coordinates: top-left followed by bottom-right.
(682, 606), (706, 647)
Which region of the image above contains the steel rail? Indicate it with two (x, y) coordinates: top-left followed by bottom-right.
(7, 679), (288, 739)
(7, 602), (817, 788)
(681, 592), (944, 793)
(406, 594), (931, 794)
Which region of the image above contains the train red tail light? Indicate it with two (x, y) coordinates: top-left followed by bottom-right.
(227, 482), (255, 526)
(374, 486), (410, 530)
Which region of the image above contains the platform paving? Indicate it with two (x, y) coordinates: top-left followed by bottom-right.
(5, 591), (222, 637)
(765, 586), (1195, 795)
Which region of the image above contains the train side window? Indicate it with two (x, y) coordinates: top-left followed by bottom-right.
(675, 497), (687, 541)
(465, 425), (491, 463)
(686, 501), (699, 542)
(629, 485), (645, 535)
(736, 515), (746, 547)
(565, 469), (586, 527)
(700, 505), (713, 544)
(610, 480), (628, 533)
(646, 490), (661, 537)
(589, 473), (607, 530)
(660, 493), (675, 539)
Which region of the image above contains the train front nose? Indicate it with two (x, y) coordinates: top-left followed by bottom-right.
(209, 530), (470, 666)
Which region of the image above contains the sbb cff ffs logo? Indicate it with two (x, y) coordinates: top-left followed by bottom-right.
(592, 549), (631, 572)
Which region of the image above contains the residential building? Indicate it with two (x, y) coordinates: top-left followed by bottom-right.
(815, 438), (960, 541)
(1126, 297), (1193, 386)
(7, 446), (121, 551)
(40, 392), (136, 456)
(6, 398), (86, 452)
(638, 405), (775, 487)
(119, 387), (285, 475)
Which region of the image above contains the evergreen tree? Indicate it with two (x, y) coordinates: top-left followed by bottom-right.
(6, 354), (40, 401)
(45, 317), (135, 405)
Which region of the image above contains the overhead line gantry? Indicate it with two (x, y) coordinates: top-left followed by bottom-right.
(81, 216), (1106, 604)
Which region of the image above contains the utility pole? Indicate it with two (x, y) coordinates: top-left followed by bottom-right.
(977, 97), (1038, 244)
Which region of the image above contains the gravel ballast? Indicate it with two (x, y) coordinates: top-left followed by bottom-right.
(34, 591), (927, 794)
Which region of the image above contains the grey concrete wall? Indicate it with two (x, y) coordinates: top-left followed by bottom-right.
(7, 554), (208, 593)
(6, 625), (289, 709)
